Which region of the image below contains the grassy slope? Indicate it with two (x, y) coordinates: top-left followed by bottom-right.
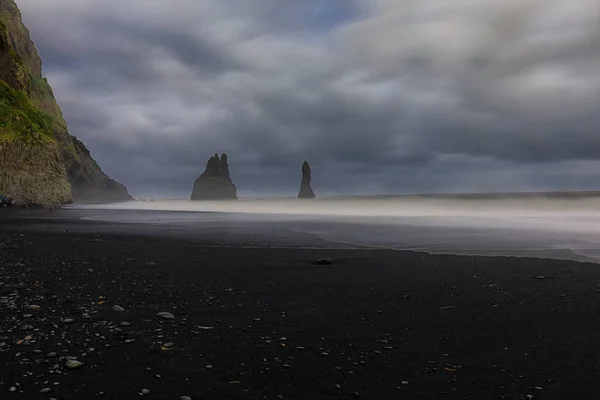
(0, 16), (55, 144)
(0, 79), (54, 143)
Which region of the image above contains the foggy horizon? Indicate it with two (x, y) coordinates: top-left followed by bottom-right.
(73, 195), (600, 264)
(131, 188), (600, 201)
(79, 194), (600, 217)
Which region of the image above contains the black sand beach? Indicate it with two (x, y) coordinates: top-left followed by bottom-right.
(1, 211), (600, 399)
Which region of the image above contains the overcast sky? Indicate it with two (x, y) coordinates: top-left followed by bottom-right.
(17, 0), (600, 198)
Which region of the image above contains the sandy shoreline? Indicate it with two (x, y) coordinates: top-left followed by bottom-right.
(1, 219), (600, 399)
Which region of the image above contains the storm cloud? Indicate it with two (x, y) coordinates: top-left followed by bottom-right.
(17, 0), (600, 198)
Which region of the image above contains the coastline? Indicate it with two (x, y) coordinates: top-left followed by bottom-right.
(3, 205), (600, 263)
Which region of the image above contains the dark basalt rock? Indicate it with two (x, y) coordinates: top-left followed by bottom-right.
(191, 153), (237, 200)
(298, 161), (316, 199)
(0, 194), (13, 207)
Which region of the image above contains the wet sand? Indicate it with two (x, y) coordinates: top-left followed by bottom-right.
(1, 211), (600, 399)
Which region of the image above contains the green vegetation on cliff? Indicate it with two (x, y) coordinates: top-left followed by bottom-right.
(0, 17), (55, 144)
(30, 76), (67, 128)
(0, 79), (53, 143)
(1, 16), (67, 129)
(7, 41), (27, 86)
(0, 0), (43, 77)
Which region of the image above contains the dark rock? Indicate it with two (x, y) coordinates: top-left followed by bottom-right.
(317, 258), (333, 265)
(156, 311), (175, 319)
(191, 153), (237, 200)
(0, 194), (12, 207)
(298, 161), (316, 199)
(61, 135), (133, 204)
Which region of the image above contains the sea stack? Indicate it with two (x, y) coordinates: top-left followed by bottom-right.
(298, 161), (316, 199)
(191, 153), (237, 200)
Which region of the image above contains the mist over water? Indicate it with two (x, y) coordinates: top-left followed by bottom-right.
(75, 195), (600, 263)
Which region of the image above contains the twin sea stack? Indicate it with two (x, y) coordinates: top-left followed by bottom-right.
(191, 153), (237, 200)
(191, 155), (317, 200)
(0, 0), (131, 206)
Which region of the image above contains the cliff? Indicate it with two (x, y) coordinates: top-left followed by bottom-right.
(298, 161), (316, 199)
(0, 0), (132, 205)
(191, 153), (237, 200)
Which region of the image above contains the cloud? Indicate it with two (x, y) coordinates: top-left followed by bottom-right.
(15, 0), (600, 197)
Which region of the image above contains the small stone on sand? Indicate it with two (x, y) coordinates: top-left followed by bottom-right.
(64, 360), (84, 369)
(157, 312), (175, 319)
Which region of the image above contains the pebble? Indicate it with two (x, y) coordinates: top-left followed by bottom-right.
(157, 312), (175, 319)
(317, 258), (333, 265)
(64, 319), (74, 323)
(64, 360), (84, 369)
(205, 365), (213, 370)
(40, 388), (51, 393)
(28, 305), (41, 310)
(120, 322), (131, 327)
(112, 305), (125, 312)
(141, 389), (150, 395)
(180, 397), (192, 400)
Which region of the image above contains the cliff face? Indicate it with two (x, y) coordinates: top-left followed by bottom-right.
(0, 0), (132, 205)
(191, 153), (237, 200)
(59, 135), (132, 204)
(0, 139), (71, 205)
(298, 161), (316, 199)
(0, 10), (71, 205)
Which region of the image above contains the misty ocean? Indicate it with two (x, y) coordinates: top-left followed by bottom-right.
(73, 193), (600, 263)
